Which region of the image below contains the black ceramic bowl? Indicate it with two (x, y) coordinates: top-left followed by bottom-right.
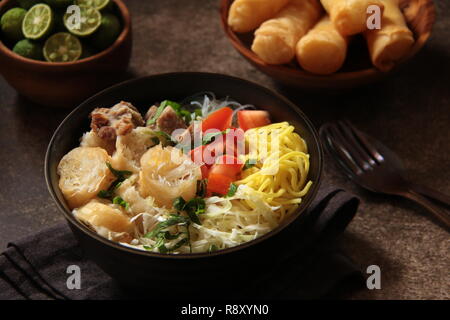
(45, 72), (323, 295)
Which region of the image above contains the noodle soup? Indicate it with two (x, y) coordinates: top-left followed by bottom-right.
(57, 93), (312, 254)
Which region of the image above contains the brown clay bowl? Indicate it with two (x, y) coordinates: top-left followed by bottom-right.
(0, 0), (132, 108)
(220, 0), (435, 90)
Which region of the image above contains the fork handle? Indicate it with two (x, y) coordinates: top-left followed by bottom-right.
(408, 183), (450, 208)
(403, 191), (450, 230)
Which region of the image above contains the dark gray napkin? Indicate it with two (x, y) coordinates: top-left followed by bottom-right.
(0, 187), (364, 300)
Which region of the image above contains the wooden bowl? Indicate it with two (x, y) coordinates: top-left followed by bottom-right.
(0, 0), (132, 108)
(220, 0), (435, 90)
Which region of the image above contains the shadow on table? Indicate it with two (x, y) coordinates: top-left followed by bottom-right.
(336, 231), (405, 299)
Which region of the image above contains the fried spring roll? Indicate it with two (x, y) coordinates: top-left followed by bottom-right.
(321, 0), (385, 35)
(251, 0), (323, 65)
(228, 0), (290, 33)
(296, 16), (349, 75)
(364, 0), (414, 71)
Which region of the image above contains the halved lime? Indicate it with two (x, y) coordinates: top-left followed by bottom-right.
(43, 32), (82, 62)
(63, 5), (101, 37)
(22, 4), (53, 40)
(75, 0), (111, 11)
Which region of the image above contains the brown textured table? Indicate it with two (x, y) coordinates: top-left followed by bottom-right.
(0, 0), (448, 300)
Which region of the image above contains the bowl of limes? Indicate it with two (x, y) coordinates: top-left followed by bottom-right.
(0, 0), (132, 107)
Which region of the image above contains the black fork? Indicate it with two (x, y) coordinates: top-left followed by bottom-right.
(320, 120), (450, 230)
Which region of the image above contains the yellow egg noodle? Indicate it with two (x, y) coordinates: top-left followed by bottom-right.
(236, 122), (312, 222)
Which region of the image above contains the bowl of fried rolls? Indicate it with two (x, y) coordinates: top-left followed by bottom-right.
(220, 0), (435, 89)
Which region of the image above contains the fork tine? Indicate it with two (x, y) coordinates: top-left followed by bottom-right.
(327, 123), (373, 172)
(337, 120), (377, 168)
(320, 123), (363, 176)
(342, 120), (384, 163)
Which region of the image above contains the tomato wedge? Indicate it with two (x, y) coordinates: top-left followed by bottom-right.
(210, 155), (243, 178)
(189, 145), (206, 165)
(207, 173), (234, 196)
(200, 165), (210, 179)
(237, 110), (271, 131)
(202, 107), (233, 132)
(189, 140), (224, 165)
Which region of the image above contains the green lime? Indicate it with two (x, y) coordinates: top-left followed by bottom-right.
(22, 4), (54, 40)
(89, 13), (120, 50)
(63, 5), (101, 37)
(43, 0), (75, 9)
(13, 39), (43, 60)
(17, 0), (38, 10)
(43, 32), (82, 62)
(1, 8), (27, 42)
(75, 0), (110, 11)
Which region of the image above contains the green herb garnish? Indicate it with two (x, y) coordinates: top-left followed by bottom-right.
(143, 214), (191, 253)
(106, 162), (132, 179)
(147, 101), (168, 126)
(184, 198), (206, 225)
(194, 108), (202, 118)
(143, 197), (206, 254)
(243, 159), (257, 170)
(166, 100), (193, 123)
(173, 196), (187, 211)
(208, 244), (218, 253)
(144, 214), (190, 239)
(178, 109), (192, 124)
(147, 100), (193, 126)
(97, 163), (131, 201)
(153, 235), (168, 253)
(113, 196), (130, 210)
(170, 238), (189, 252)
(151, 137), (160, 145)
(202, 128), (230, 146)
(172, 197), (205, 225)
(151, 130), (176, 147)
(98, 189), (114, 199)
(226, 183), (238, 197)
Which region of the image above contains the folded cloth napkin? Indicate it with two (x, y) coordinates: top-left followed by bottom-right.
(0, 186), (364, 300)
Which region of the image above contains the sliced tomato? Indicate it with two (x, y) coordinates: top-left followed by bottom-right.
(237, 110), (271, 131)
(189, 145), (206, 165)
(207, 173), (234, 196)
(189, 146), (213, 179)
(200, 165), (210, 179)
(189, 142), (225, 175)
(202, 107), (233, 132)
(222, 128), (245, 157)
(203, 139), (225, 165)
(210, 155), (243, 178)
